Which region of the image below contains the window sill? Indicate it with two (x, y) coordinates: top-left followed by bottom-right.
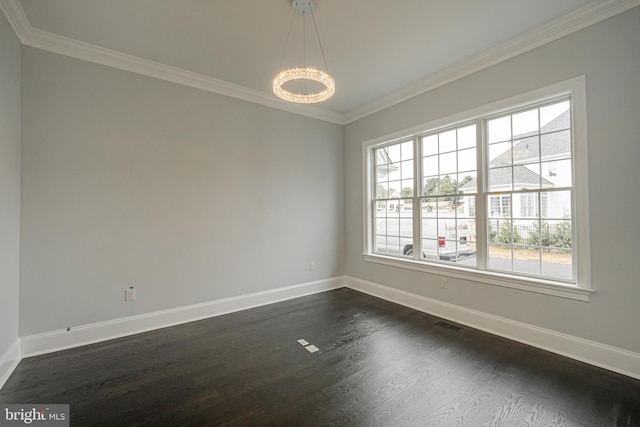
(362, 253), (593, 301)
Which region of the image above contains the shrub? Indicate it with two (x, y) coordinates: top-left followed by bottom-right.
(497, 220), (521, 244)
(529, 220), (553, 247)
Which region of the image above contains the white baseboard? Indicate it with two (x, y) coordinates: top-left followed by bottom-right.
(345, 276), (640, 380)
(20, 276), (346, 358)
(0, 339), (21, 390)
(15, 275), (640, 383)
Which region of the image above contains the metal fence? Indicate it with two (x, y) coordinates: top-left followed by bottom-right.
(489, 219), (571, 248)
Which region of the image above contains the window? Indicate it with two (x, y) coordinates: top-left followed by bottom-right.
(487, 100), (573, 280)
(364, 78), (591, 299)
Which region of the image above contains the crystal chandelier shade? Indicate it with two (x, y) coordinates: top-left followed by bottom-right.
(273, 0), (334, 104)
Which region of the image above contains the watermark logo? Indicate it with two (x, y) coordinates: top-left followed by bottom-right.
(0, 405), (69, 426)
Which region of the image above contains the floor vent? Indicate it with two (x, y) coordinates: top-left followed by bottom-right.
(435, 321), (461, 332)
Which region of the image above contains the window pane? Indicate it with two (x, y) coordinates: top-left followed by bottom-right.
(488, 194), (512, 218)
(438, 175), (457, 195)
(489, 141), (512, 166)
(374, 200), (413, 257)
(375, 147), (391, 166)
(401, 179), (414, 198)
(541, 130), (571, 160)
(388, 180), (402, 198)
(542, 159), (572, 186)
(540, 101), (570, 133)
(376, 164), (389, 180)
(520, 163), (542, 189)
(422, 219), (438, 239)
(388, 164), (401, 181)
(375, 235), (387, 252)
(458, 171), (477, 194)
(423, 156), (438, 176)
(458, 148), (476, 173)
(387, 236), (401, 254)
(401, 141), (414, 161)
(422, 135), (438, 156)
(512, 136), (540, 164)
(439, 152), (457, 175)
(421, 202), (476, 265)
(513, 245), (541, 276)
(512, 109), (539, 136)
(423, 176), (439, 196)
(458, 124), (476, 149)
(439, 130), (457, 152)
(387, 144), (400, 163)
(488, 116), (511, 143)
(400, 160), (414, 180)
(376, 182), (388, 199)
(543, 190), (571, 219)
(542, 248), (572, 280)
(489, 167), (513, 192)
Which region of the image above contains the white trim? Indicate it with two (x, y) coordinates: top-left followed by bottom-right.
(362, 254), (592, 301)
(0, 340), (21, 390)
(0, 0), (343, 125)
(20, 277), (345, 358)
(345, 276), (640, 380)
(1, 0), (638, 125)
(362, 77), (592, 296)
(342, 0), (640, 124)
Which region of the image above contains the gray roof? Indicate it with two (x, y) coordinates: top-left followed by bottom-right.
(461, 110), (569, 191)
(491, 110), (571, 167)
(459, 166), (554, 191)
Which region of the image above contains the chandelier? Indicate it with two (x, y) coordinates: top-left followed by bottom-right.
(273, 0), (335, 104)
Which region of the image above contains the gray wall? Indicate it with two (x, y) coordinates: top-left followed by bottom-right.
(344, 9), (640, 353)
(19, 48), (344, 336)
(0, 13), (21, 359)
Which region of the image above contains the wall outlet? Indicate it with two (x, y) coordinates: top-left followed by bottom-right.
(440, 277), (448, 289)
(309, 262), (316, 271)
(125, 287), (135, 302)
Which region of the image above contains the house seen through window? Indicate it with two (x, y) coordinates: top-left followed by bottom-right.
(370, 94), (578, 285)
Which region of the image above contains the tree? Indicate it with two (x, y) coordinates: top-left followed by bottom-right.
(423, 177), (439, 196)
(402, 187), (413, 198)
(497, 221), (521, 244)
(439, 175), (456, 195)
(422, 175), (474, 202)
(458, 175), (474, 188)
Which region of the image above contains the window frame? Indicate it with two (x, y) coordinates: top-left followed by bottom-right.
(362, 77), (592, 301)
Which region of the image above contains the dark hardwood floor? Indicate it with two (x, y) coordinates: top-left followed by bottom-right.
(1, 288), (639, 426)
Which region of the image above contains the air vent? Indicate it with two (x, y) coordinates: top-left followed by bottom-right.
(435, 321), (462, 332)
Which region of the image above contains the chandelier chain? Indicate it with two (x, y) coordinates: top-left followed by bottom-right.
(310, 4), (330, 74)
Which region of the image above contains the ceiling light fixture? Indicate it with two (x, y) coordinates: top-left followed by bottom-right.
(273, 0), (335, 104)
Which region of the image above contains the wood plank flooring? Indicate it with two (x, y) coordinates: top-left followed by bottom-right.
(1, 288), (639, 426)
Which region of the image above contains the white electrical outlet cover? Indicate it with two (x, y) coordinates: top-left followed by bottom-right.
(305, 345), (319, 353)
(297, 339), (309, 346)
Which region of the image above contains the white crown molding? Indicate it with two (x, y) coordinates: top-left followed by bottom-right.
(0, 0), (344, 125)
(0, 0), (26, 43)
(342, 0), (640, 124)
(1, 0), (638, 125)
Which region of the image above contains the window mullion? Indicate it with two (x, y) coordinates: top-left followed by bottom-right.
(475, 118), (487, 270)
(413, 136), (421, 261)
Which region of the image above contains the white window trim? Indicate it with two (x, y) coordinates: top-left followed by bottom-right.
(362, 76), (592, 301)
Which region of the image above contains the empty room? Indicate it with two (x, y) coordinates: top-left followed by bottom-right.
(1, 0), (639, 425)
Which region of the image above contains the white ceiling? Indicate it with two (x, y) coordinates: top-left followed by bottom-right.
(2, 0), (638, 123)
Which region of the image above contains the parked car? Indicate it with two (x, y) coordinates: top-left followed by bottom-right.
(403, 218), (476, 262)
